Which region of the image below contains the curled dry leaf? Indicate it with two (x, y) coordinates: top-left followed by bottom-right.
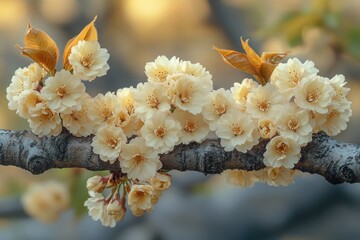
(63, 16), (98, 71)
(16, 23), (59, 75)
(214, 37), (288, 85)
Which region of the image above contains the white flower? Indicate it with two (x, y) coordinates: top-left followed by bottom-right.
(134, 82), (171, 120)
(277, 103), (313, 145)
(84, 192), (118, 228)
(294, 76), (334, 114)
(263, 136), (301, 168)
(6, 63), (46, 111)
(256, 167), (297, 186)
(61, 94), (94, 137)
(120, 137), (162, 181)
(106, 198), (126, 222)
(22, 181), (69, 223)
(246, 84), (285, 119)
(28, 107), (62, 137)
(168, 73), (211, 114)
(140, 112), (181, 153)
(89, 92), (121, 130)
(91, 126), (127, 163)
(329, 74), (351, 111)
(178, 60), (213, 89)
(173, 109), (209, 144)
(215, 112), (259, 152)
(17, 90), (46, 119)
(150, 172), (172, 191)
(69, 40), (110, 81)
(41, 70), (85, 113)
(271, 58), (318, 99)
(202, 88), (237, 131)
(145, 56), (180, 84)
(128, 185), (157, 215)
(223, 169), (258, 188)
(316, 105), (352, 136)
(257, 118), (277, 139)
(230, 78), (258, 109)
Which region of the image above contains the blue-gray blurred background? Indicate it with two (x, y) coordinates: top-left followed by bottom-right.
(1, 0), (360, 239)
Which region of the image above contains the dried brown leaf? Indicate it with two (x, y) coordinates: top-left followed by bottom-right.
(213, 46), (258, 76)
(240, 37), (262, 72)
(63, 16), (98, 70)
(261, 52), (289, 64)
(17, 47), (57, 75)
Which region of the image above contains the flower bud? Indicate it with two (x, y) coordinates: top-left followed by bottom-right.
(150, 172), (172, 191)
(86, 175), (106, 193)
(106, 199), (126, 222)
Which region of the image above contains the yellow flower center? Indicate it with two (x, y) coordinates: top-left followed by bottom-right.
(135, 190), (145, 199)
(184, 120), (197, 132)
(180, 90), (191, 103)
(101, 106), (113, 120)
(147, 95), (159, 108)
(81, 54), (95, 68)
(275, 142), (288, 154)
(107, 137), (118, 148)
(154, 126), (167, 137)
(258, 120), (275, 138)
(214, 103), (226, 116)
(155, 70), (168, 82)
(231, 124), (244, 136)
(257, 99), (270, 112)
(56, 85), (68, 98)
(268, 168), (280, 180)
(116, 111), (129, 126)
(306, 88), (320, 103)
(288, 117), (300, 130)
(289, 70), (301, 86)
(327, 110), (338, 120)
(133, 153), (145, 166)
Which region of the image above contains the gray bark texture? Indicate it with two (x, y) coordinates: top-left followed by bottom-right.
(0, 129), (359, 184)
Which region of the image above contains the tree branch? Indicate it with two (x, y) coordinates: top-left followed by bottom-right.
(0, 129), (359, 184)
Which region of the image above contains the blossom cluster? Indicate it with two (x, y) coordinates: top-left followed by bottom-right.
(7, 20), (352, 227)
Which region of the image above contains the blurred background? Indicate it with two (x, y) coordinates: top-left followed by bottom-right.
(1, 0), (360, 239)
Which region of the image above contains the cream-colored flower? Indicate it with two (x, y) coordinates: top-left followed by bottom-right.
(89, 92), (121, 130)
(257, 118), (277, 139)
(263, 136), (301, 168)
(41, 70), (85, 113)
(316, 105), (352, 136)
(69, 40), (110, 81)
(246, 84), (285, 119)
(150, 172), (172, 191)
(22, 181), (69, 223)
(202, 88), (237, 130)
(28, 107), (62, 137)
(7, 63), (46, 111)
(215, 112), (259, 152)
(84, 192), (117, 228)
(277, 103), (313, 145)
(145, 55), (180, 84)
(178, 60), (213, 89)
(128, 184), (157, 215)
(223, 169), (259, 188)
(17, 90), (46, 119)
(134, 82), (171, 120)
(168, 73), (211, 114)
(140, 112), (181, 153)
(173, 109), (209, 144)
(329, 74), (351, 111)
(230, 78), (258, 109)
(256, 167), (297, 186)
(61, 94), (94, 137)
(294, 76), (334, 114)
(120, 137), (162, 181)
(117, 87), (136, 116)
(271, 58), (318, 99)
(91, 126), (127, 163)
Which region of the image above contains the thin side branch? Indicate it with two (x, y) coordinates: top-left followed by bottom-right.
(0, 129), (359, 184)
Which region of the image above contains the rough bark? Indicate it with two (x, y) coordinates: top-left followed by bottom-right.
(0, 129), (359, 184)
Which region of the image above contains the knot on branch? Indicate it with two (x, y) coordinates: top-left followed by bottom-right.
(27, 156), (49, 175)
(340, 165), (356, 183)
